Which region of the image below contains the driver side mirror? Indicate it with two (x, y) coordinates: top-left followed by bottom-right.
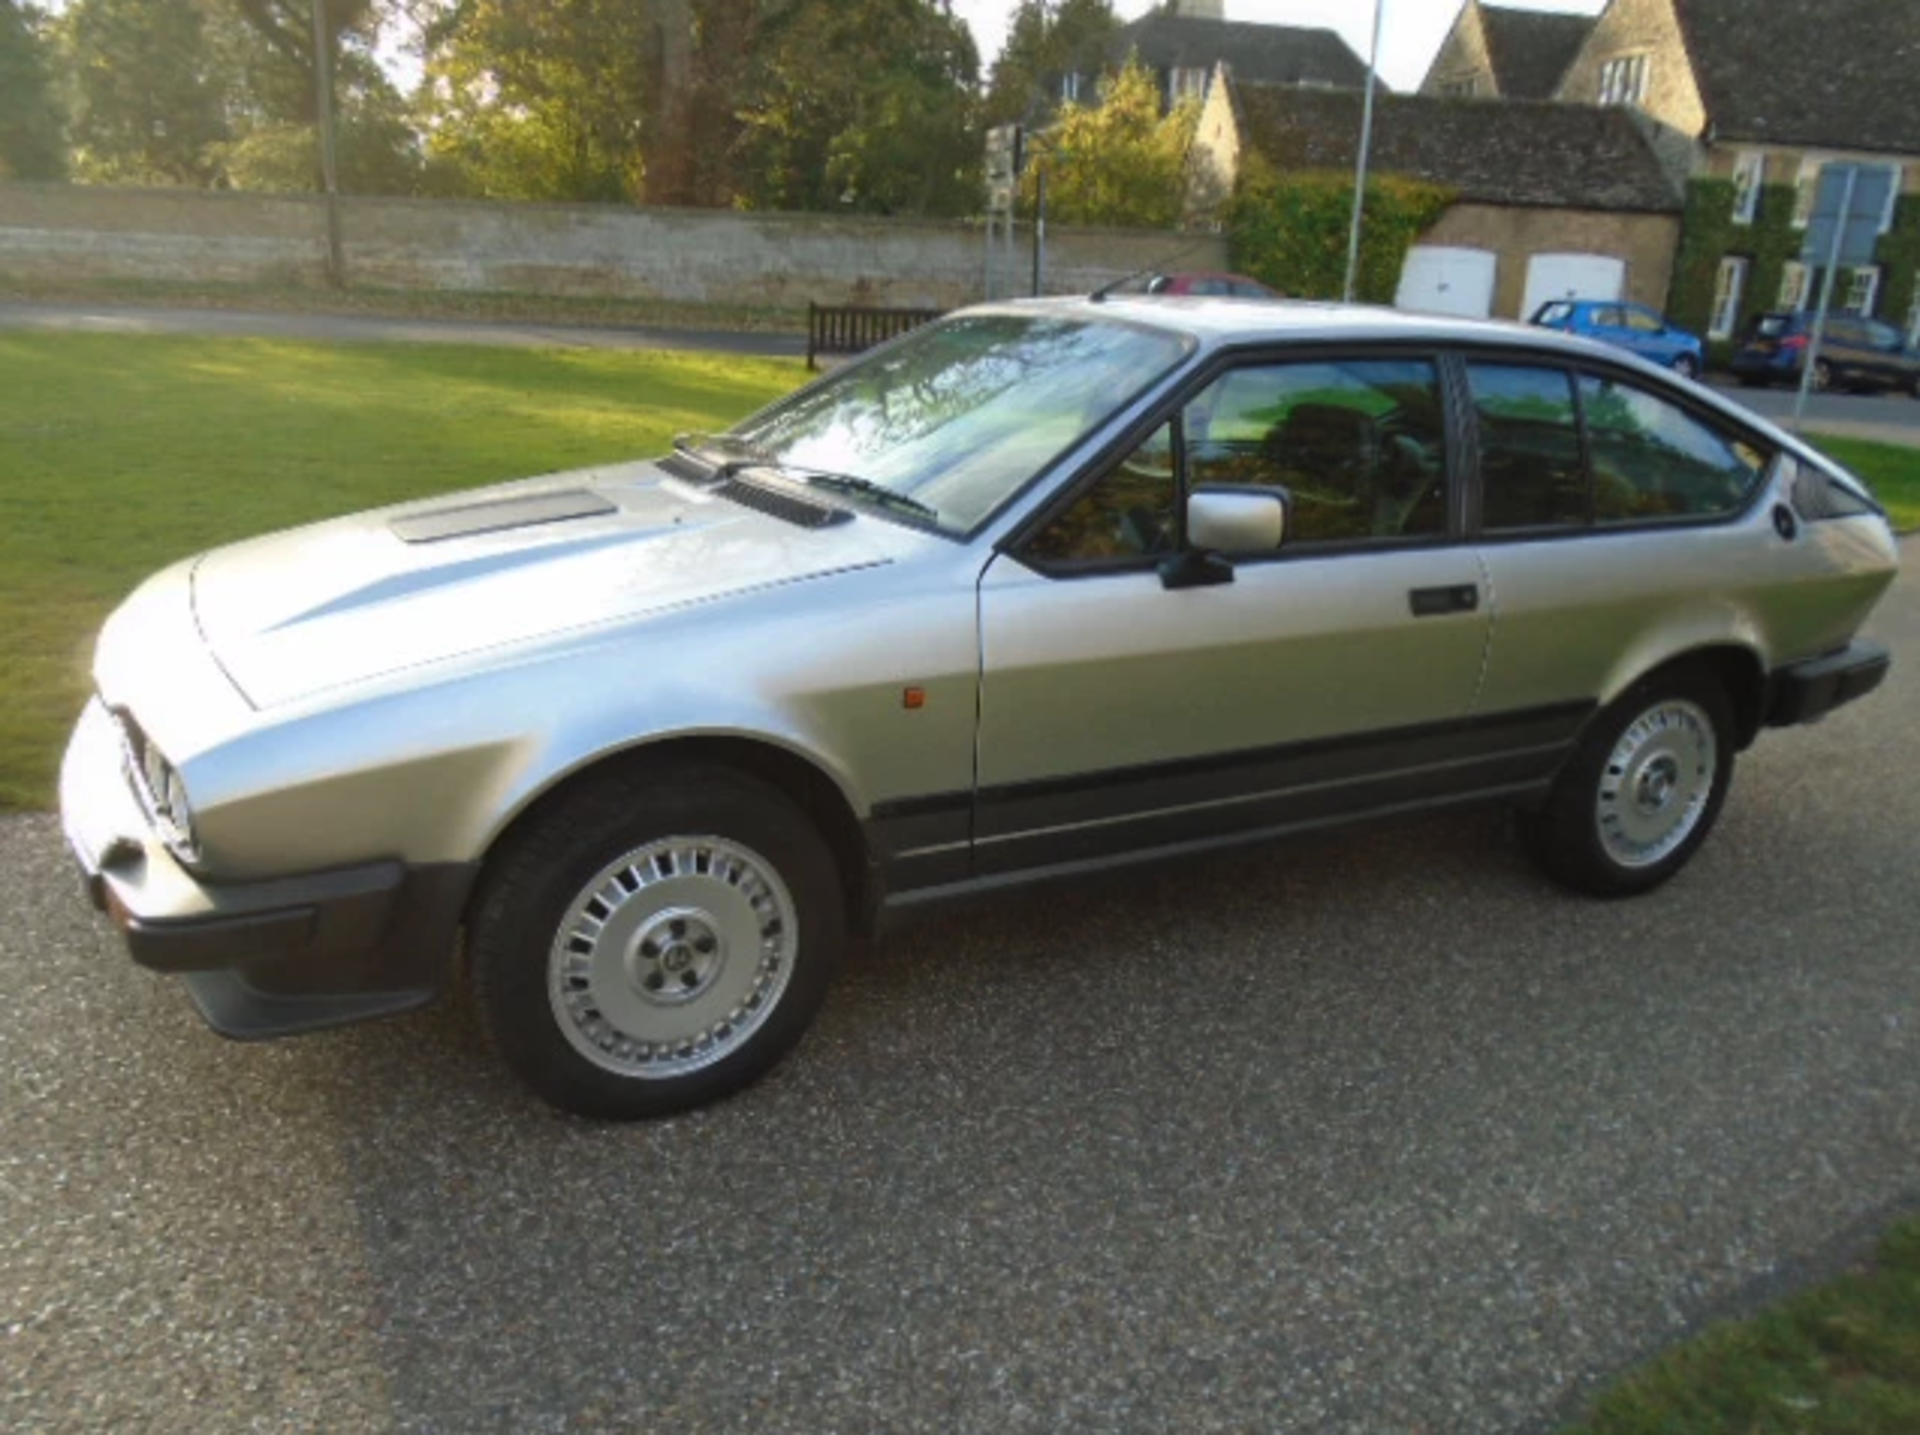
(1188, 485), (1289, 553)
(1161, 486), (1289, 590)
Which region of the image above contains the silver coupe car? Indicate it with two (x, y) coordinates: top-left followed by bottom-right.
(62, 299), (1898, 1118)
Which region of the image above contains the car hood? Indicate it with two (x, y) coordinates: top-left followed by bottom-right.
(192, 461), (895, 707)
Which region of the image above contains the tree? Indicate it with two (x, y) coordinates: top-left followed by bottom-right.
(419, 0), (980, 215)
(0, 1), (65, 180)
(59, 0), (231, 185)
(418, 0), (652, 201)
(733, 0), (980, 216)
(984, 0), (1118, 129)
(1031, 56), (1197, 228)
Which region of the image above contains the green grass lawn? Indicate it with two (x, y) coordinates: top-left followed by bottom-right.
(0, 332), (802, 809)
(1563, 1212), (1920, 1433)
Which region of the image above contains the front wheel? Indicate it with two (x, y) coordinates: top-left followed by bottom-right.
(1672, 353), (1701, 380)
(1520, 673), (1734, 897)
(468, 765), (843, 1118)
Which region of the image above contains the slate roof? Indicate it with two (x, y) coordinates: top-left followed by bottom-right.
(1106, 13), (1371, 90)
(1478, 3), (1594, 101)
(1230, 83), (1684, 213)
(1672, 0), (1920, 153)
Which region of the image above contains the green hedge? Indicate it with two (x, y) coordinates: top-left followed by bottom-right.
(1224, 158), (1454, 303)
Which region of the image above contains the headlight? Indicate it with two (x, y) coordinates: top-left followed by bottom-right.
(113, 710), (201, 865)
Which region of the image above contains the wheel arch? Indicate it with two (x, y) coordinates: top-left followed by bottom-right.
(1610, 644), (1769, 750)
(472, 735), (876, 929)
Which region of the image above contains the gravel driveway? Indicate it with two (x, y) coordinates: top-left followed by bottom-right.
(4, 549), (1916, 1434)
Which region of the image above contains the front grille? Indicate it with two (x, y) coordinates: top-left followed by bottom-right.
(112, 710), (194, 855)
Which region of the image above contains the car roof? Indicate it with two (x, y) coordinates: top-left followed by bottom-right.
(965, 295), (1805, 456)
(982, 294), (1581, 353)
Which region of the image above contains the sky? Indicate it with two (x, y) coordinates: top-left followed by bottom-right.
(952, 0), (1607, 92)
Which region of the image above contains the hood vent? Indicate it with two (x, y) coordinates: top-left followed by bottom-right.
(391, 490), (619, 544)
(718, 476), (853, 529)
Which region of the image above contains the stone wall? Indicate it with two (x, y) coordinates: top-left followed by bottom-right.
(0, 184), (1230, 309)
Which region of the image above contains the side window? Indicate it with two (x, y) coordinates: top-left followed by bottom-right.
(1188, 358), (1448, 544)
(1024, 421), (1178, 565)
(1580, 375), (1770, 521)
(1468, 364), (1587, 530)
(1023, 356), (1452, 566)
(1622, 307), (1664, 334)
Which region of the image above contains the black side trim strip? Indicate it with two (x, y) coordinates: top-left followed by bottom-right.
(882, 781), (1548, 917)
(975, 748), (1565, 876)
(975, 700), (1592, 825)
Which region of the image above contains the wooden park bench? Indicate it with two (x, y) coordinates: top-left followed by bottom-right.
(806, 302), (943, 370)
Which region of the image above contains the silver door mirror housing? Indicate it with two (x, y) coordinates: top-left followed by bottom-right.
(1187, 485), (1289, 554)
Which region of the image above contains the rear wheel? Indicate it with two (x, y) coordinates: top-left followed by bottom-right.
(468, 765), (843, 1119)
(1812, 359), (1833, 393)
(1520, 671), (1734, 897)
(1672, 353), (1700, 380)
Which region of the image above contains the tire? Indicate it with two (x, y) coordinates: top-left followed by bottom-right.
(1520, 671), (1734, 898)
(1672, 353), (1700, 380)
(1812, 359), (1833, 393)
(468, 764), (843, 1119)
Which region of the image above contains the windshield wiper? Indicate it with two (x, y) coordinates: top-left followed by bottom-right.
(789, 470), (941, 523)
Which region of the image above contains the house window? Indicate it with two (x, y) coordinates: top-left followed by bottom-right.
(1730, 152), (1764, 225)
(1059, 71), (1083, 103)
(1598, 53), (1650, 106)
(1844, 266), (1882, 316)
(1709, 257), (1748, 340)
(1778, 260), (1811, 310)
(1792, 156), (1823, 228)
(1170, 66), (1210, 103)
(1438, 76), (1479, 98)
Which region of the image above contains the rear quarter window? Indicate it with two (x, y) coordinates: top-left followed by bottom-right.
(1580, 375), (1769, 521)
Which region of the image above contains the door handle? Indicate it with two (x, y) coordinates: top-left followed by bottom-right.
(1409, 584), (1479, 617)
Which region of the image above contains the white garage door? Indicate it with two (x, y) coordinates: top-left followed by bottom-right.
(1394, 246), (1497, 319)
(1521, 253), (1626, 321)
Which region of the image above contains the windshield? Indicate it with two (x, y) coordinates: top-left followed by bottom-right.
(729, 313), (1192, 535)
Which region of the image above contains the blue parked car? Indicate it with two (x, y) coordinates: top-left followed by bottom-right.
(1529, 299), (1705, 379)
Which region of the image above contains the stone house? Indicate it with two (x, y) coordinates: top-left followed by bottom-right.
(1057, 0), (1366, 110)
(1423, 0), (1920, 345)
(1188, 75), (1684, 321)
(1422, 1), (1595, 101)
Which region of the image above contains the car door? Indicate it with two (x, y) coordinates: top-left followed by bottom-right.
(971, 352), (1494, 878)
(1467, 358), (1777, 715)
(1617, 304), (1676, 364)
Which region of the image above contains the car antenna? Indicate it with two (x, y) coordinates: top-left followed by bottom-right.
(1089, 239), (1217, 303)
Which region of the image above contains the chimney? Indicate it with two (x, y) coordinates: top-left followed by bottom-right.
(1174, 0), (1226, 17)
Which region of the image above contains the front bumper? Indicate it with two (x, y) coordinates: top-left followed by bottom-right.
(1767, 640), (1891, 727)
(62, 698), (475, 1039)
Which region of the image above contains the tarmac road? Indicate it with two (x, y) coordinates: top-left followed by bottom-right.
(0, 299), (807, 360)
(3, 551), (1915, 1433)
